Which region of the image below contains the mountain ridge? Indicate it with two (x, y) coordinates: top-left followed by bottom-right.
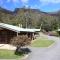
(0, 7), (60, 30)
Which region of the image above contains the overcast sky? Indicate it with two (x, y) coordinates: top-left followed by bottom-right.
(0, 0), (60, 12)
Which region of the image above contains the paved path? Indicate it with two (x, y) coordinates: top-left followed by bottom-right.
(0, 44), (16, 50)
(26, 33), (60, 60)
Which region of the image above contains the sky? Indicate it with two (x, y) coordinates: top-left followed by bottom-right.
(0, 0), (60, 12)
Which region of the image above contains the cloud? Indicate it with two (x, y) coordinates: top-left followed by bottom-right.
(6, 0), (29, 4)
(12, 0), (20, 3)
(7, 0), (10, 2)
(21, 0), (29, 4)
(6, 0), (20, 3)
(40, 0), (60, 4)
(31, 5), (39, 9)
(0, 0), (29, 5)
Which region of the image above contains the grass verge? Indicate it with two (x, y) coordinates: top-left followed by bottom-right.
(31, 38), (54, 47)
(0, 49), (23, 59)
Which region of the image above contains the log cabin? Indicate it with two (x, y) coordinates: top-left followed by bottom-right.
(0, 23), (40, 44)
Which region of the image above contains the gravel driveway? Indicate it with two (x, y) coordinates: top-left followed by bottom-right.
(26, 33), (60, 60)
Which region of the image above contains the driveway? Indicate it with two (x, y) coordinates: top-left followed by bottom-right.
(26, 33), (60, 60)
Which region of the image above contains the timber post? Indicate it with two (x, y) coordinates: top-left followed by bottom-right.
(17, 32), (18, 37)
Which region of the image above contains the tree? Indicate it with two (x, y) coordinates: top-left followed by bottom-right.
(10, 35), (31, 54)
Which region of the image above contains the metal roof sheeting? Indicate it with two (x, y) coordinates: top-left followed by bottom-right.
(58, 29), (60, 31)
(0, 23), (40, 33)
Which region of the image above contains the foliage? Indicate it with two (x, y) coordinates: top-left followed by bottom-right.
(10, 35), (31, 47)
(10, 35), (31, 55)
(15, 48), (31, 55)
(0, 7), (60, 31)
(48, 31), (59, 36)
(57, 31), (60, 36)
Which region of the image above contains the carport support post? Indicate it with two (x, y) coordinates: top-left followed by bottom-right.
(17, 32), (18, 37)
(32, 33), (34, 40)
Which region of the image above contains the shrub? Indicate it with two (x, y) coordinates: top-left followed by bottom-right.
(10, 35), (31, 47)
(15, 47), (31, 55)
(10, 35), (31, 55)
(48, 31), (59, 36)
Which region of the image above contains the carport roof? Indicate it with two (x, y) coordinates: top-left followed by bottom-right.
(0, 23), (40, 33)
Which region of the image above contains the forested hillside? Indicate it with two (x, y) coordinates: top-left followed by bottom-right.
(0, 7), (60, 31)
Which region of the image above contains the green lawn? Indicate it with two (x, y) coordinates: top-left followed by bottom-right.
(0, 49), (23, 59)
(31, 38), (54, 47)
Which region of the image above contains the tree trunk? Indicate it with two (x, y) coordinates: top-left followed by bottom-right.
(15, 46), (22, 55)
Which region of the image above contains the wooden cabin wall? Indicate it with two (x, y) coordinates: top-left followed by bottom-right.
(0, 29), (17, 44)
(0, 28), (34, 44)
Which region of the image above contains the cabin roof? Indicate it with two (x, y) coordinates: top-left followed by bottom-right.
(0, 23), (40, 33)
(58, 29), (60, 31)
